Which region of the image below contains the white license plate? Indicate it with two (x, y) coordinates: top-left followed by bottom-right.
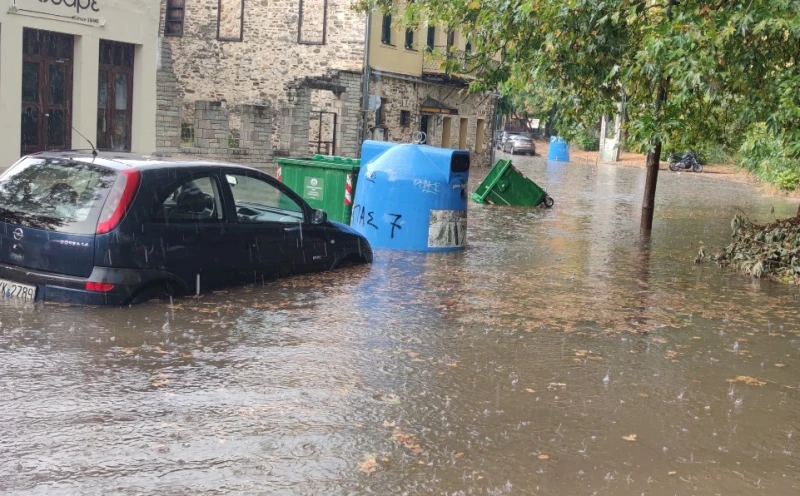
(0, 278), (37, 301)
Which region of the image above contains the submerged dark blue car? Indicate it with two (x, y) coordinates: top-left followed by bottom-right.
(0, 152), (372, 305)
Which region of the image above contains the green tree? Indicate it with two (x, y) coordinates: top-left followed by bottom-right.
(358, 0), (800, 232)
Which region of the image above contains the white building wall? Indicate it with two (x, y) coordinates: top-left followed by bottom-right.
(0, 0), (160, 167)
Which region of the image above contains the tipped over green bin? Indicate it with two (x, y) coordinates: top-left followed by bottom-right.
(471, 159), (554, 208)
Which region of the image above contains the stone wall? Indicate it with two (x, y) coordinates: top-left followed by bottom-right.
(174, 101), (273, 166)
(366, 73), (497, 167)
(156, 0), (367, 164)
(278, 70), (363, 159)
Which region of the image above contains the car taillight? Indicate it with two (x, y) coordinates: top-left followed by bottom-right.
(85, 282), (115, 292)
(96, 169), (140, 234)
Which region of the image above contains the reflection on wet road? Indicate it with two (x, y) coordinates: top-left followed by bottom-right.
(1, 156), (799, 494)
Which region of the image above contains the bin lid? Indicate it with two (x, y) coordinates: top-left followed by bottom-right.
(274, 155), (361, 171)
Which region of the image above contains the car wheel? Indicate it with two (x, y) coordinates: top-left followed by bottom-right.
(334, 254), (367, 269)
(128, 281), (177, 305)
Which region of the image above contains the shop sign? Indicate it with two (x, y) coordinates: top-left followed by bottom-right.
(8, 0), (106, 26)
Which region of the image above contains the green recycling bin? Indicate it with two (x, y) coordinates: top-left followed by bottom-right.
(471, 159), (554, 208)
(274, 155), (361, 224)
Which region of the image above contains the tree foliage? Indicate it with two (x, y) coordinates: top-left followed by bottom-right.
(358, 0), (800, 156)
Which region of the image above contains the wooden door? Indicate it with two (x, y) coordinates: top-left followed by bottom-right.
(21, 29), (73, 156)
(97, 41), (135, 151)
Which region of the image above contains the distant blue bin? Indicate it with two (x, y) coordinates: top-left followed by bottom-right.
(351, 143), (470, 252)
(548, 136), (570, 162)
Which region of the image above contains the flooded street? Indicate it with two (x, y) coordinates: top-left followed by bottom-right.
(2, 156), (800, 495)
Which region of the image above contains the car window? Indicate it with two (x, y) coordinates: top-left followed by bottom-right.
(226, 173), (305, 224)
(153, 175), (223, 223)
(0, 157), (117, 234)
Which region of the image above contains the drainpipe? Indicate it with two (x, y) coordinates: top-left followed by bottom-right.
(360, 12), (373, 153)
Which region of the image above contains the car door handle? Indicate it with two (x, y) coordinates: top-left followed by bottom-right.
(283, 225), (302, 232)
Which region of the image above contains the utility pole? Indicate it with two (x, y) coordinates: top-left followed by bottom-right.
(360, 12), (373, 153)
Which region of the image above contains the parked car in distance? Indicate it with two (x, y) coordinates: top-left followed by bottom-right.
(502, 134), (536, 155)
(0, 152), (372, 305)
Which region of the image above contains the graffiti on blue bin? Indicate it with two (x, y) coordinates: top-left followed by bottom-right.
(353, 205), (404, 239)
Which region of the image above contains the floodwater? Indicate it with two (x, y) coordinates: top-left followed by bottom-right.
(2, 155), (800, 495)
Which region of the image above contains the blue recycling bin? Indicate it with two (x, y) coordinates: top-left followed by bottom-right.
(548, 136), (570, 162)
(351, 143), (470, 252)
(360, 140), (397, 165)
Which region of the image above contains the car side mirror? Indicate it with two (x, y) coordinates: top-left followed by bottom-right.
(311, 209), (328, 225)
(226, 174), (238, 186)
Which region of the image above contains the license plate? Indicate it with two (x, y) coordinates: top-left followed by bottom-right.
(0, 278), (37, 301)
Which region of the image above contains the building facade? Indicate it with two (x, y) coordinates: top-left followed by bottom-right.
(155, 1), (497, 167)
(156, 0), (367, 166)
(365, 9), (497, 167)
(0, 0), (160, 167)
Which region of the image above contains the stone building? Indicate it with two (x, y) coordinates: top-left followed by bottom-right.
(364, 10), (498, 167)
(156, 0), (367, 166)
(156, 0), (497, 167)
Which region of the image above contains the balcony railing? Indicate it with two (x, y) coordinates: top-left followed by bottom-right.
(422, 46), (498, 77)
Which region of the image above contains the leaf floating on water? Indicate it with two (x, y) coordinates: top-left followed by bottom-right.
(537, 454), (550, 460)
(525, 388), (536, 393)
(392, 428), (424, 455)
(639, 393), (649, 398)
(668, 471), (677, 476)
(775, 363), (787, 368)
(728, 376), (767, 386)
(622, 434), (638, 442)
(359, 454), (378, 474)
(651, 337), (668, 344)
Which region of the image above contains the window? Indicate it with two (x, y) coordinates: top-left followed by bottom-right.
(405, 29), (414, 50)
(375, 98), (388, 125)
(446, 30), (455, 51)
(98, 41), (135, 151)
(21, 29), (73, 156)
(381, 14), (392, 44)
(164, 0), (186, 37)
(298, 0), (327, 44)
(476, 118), (486, 153)
(227, 174), (304, 224)
(400, 110), (410, 127)
(0, 157), (117, 234)
(181, 123), (194, 145)
(426, 26), (435, 51)
(155, 176), (223, 223)
(441, 117), (452, 148)
(459, 117), (468, 149)
(217, 0), (244, 41)
(465, 40), (472, 53)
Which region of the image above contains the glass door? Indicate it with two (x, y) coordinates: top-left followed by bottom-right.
(21, 29), (73, 156)
(97, 41), (134, 151)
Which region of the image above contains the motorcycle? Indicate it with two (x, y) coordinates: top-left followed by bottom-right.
(668, 150), (703, 173)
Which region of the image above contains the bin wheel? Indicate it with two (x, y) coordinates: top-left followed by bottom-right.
(544, 196), (555, 208)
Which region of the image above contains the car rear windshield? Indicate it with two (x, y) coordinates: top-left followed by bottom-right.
(0, 157), (119, 234)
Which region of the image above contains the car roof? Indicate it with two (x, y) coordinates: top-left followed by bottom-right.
(27, 151), (262, 173)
